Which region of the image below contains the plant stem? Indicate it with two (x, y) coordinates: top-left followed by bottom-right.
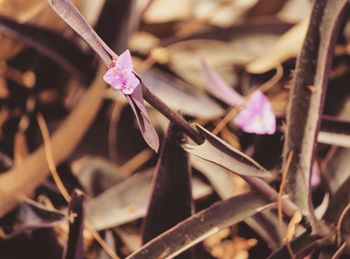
(141, 82), (204, 144)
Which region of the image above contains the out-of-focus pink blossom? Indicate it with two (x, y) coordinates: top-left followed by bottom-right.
(200, 59), (276, 135)
(234, 91), (276, 135)
(103, 50), (140, 95)
(200, 59), (243, 106)
(311, 162), (321, 188)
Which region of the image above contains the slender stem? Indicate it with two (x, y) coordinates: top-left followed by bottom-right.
(141, 82), (204, 144)
(242, 175), (298, 218)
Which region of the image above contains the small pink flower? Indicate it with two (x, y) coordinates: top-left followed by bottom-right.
(234, 91), (276, 135)
(103, 50), (140, 95)
(200, 59), (276, 135)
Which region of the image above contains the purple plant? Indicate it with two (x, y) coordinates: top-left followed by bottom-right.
(0, 0), (350, 258)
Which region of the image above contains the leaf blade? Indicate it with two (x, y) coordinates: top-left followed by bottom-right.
(183, 125), (272, 178)
(127, 192), (272, 259)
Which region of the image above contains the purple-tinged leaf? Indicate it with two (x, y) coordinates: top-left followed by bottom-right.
(322, 147), (350, 195)
(192, 154), (283, 249)
(324, 176), (350, 224)
(48, 0), (115, 66)
(282, 0), (348, 228)
(191, 155), (233, 200)
(160, 19), (293, 47)
(245, 211), (283, 250)
(62, 190), (85, 259)
(142, 123), (194, 259)
(183, 125), (273, 178)
(0, 198), (66, 239)
(200, 59), (243, 106)
(142, 68), (224, 120)
(126, 86), (160, 152)
(318, 116), (350, 148)
(94, 0), (135, 50)
(0, 14), (94, 83)
(86, 170), (212, 231)
(318, 131), (350, 148)
(126, 192), (273, 259)
(268, 232), (329, 259)
(71, 156), (126, 196)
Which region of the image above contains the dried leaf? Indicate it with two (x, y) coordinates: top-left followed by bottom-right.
(142, 68), (224, 119)
(246, 18), (308, 74)
(245, 211), (284, 250)
(86, 170), (212, 231)
(0, 198), (66, 239)
(0, 14), (94, 82)
(323, 148), (350, 195)
(143, 0), (192, 23)
(71, 156), (126, 196)
(268, 232), (327, 259)
(0, 66), (105, 218)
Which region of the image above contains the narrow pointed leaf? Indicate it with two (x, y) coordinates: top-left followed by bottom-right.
(318, 116), (350, 148)
(86, 171), (212, 231)
(0, 198), (66, 239)
(126, 86), (160, 152)
(0, 14), (94, 82)
(183, 125), (272, 178)
(268, 232), (328, 259)
(62, 190), (84, 259)
(191, 155), (233, 200)
(142, 68), (224, 120)
(322, 147), (350, 194)
(127, 192), (272, 259)
(49, 0), (115, 65)
(142, 123), (193, 259)
(245, 211), (283, 250)
(200, 59), (243, 106)
(324, 176), (350, 224)
(246, 19), (308, 74)
(282, 0), (348, 216)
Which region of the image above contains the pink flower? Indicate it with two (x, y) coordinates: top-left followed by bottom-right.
(103, 50), (140, 95)
(200, 59), (276, 135)
(234, 91), (276, 135)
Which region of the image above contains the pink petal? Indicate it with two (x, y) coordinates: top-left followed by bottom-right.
(200, 59), (243, 106)
(121, 71), (140, 95)
(103, 68), (122, 90)
(117, 49), (134, 71)
(103, 49), (140, 95)
(234, 90), (276, 135)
